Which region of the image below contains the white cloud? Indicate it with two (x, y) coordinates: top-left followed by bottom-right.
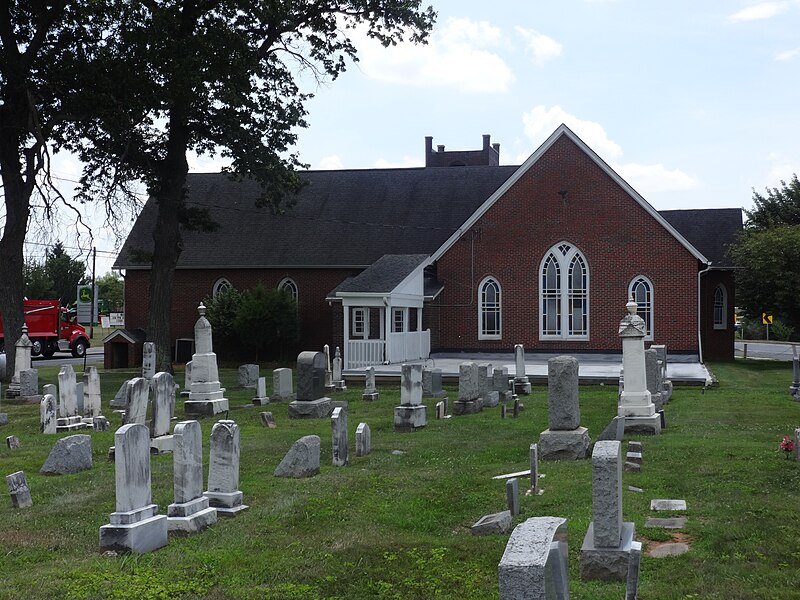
(374, 156), (423, 169)
(515, 27), (563, 66)
(188, 151), (230, 173)
(318, 155), (344, 170)
(776, 47), (800, 61)
(521, 105), (699, 195)
(728, 1), (792, 22)
(765, 151), (800, 182)
(354, 17), (515, 93)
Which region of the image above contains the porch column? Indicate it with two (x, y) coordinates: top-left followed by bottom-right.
(343, 305), (351, 369)
(384, 302), (392, 364)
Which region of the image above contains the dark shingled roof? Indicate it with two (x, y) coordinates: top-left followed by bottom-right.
(334, 254), (429, 294)
(660, 208), (743, 268)
(114, 166), (518, 269)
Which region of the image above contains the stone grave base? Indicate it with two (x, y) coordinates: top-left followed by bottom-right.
(453, 399), (481, 415)
(362, 392), (379, 402)
(482, 391), (500, 408)
(287, 398), (332, 419)
(623, 414), (662, 435)
(252, 396), (269, 406)
(167, 497), (218, 534)
(652, 392), (665, 412)
(334, 381), (347, 392)
(513, 378), (531, 395)
(424, 390), (448, 399)
(204, 490), (249, 517)
(471, 510), (512, 535)
(184, 398), (229, 417)
(150, 435), (174, 455)
(5, 394), (42, 405)
(539, 427), (591, 460)
(100, 505), (168, 553)
(394, 405), (427, 432)
(270, 393), (296, 403)
(499, 391), (514, 403)
(56, 416), (90, 432)
(580, 521), (635, 581)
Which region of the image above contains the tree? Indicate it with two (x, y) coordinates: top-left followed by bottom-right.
(731, 174), (800, 332)
(203, 286), (243, 357)
(44, 242), (88, 305)
(97, 272), (124, 313)
(234, 284), (298, 361)
(65, 1), (436, 372)
(0, 3), (113, 379)
(23, 262), (53, 299)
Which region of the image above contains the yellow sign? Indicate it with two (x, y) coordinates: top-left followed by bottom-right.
(762, 312), (773, 325)
(79, 287), (93, 302)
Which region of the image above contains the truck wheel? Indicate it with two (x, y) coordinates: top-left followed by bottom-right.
(71, 339), (88, 358)
(42, 345), (56, 359)
(31, 339), (42, 356)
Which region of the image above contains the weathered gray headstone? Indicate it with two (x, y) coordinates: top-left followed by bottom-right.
(271, 368), (295, 402)
(289, 352), (331, 419)
(355, 422), (371, 457)
(499, 516), (569, 599)
(124, 377), (150, 426)
(548, 356), (581, 430)
(530, 443), (539, 493)
(323, 344), (334, 391)
(394, 363), (427, 432)
(644, 349), (664, 410)
(619, 300), (660, 435)
(650, 499), (687, 511)
(83, 366), (102, 418)
(58, 365), (78, 418)
(40, 434), (92, 475)
(19, 368), (38, 397)
(478, 362), (499, 407)
(6, 326), (33, 397)
(513, 343), (532, 395)
(6, 435), (20, 448)
(260, 411), (277, 428)
(436, 400), (446, 419)
(331, 406), (348, 466)
(332, 347), (346, 391)
(238, 364), (259, 389)
(423, 367), (446, 398)
(253, 376), (268, 405)
(493, 366), (513, 402)
(506, 477), (520, 516)
(181, 361), (192, 397)
(274, 435), (321, 478)
(6, 471), (32, 508)
(40, 394), (57, 434)
(167, 420), (218, 533)
(454, 362), (481, 415)
(75, 381), (84, 415)
(142, 341), (156, 380)
(471, 510), (512, 535)
(185, 303), (229, 416)
(597, 415), (625, 441)
(42, 383), (56, 400)
(151, 372), (175, 437)
(626, 541), (642, 600)
(362, 366), (379, 401)
(100, 423), (167, 553)
(93, 416), (110, 431)
(204, 420), (247, 516)
(110, 380), (129, 408)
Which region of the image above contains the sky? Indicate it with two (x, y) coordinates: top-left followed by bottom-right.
(39, 0), (800, 275)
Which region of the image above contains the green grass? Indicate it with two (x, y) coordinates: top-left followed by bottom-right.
(1, 359), (799, 599)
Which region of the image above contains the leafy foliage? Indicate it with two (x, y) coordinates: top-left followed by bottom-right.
(23, 262), (53, 299)
(233, 284), (299, 361)
(203, 286), (244, 356)
(97, 271), (125, 312)
(744, 174), (800, 230)
(22, 242), (88, 304)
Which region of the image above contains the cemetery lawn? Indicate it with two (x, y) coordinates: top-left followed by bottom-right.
(0, 359), (798, 599)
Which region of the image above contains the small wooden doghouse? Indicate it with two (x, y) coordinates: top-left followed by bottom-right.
(103, 328), (146, 369)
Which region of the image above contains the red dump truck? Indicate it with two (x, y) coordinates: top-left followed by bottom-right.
(0, 300), (90, 358)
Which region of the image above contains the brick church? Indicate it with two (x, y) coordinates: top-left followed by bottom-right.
(114, 125), (742, 366)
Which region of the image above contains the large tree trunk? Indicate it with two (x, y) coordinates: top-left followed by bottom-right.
(146, 111), (190, 373)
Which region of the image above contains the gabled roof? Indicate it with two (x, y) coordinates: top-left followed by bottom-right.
(430, 124), (710, 265)
(660, 208), (743, 268)
(334, 254), (430, 294)
(114, 166), (517, 269)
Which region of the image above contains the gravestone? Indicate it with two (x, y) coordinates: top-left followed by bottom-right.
(650, 344), (672, 402)
(332, 347), (346, 391)
(795, 428), (800, 461)
(288, 352), (331, 419)
(41, 434), (92, 475)
(142, 342), (156, 380)
(478, 363), (500, 408)
(270, 368), (295, 402)
(253, 377), (269, 406)
(331, 406), (348, 466)
(6, 325), (33, 398)
(6, 435), (20, 448)
(75, 381), (85, 416)
(42, 383), (56, 400)
(83, 366), (102, 419)
(124, 377), (150, 426)
(19, 368), (39, 399)
(323, 344), (334, 393)
(597, 415), (625, 441)
(110, 380), (129, 408)
(167, 420), (218, 533)
(626, 541), (643, 600)
(454, 362), (481, 415)
(394, 363), (427, 432)
(356, 422), (371, 457)
(581, 440), (635, 581)
(57, 364), (81, 430)
(501, 404), (507, 419)
(100, 423), (168, 553)
(6, 471), (32, 508)
(471, 510), (512, 536)
(618, 300), (661, 435)
(512, 343), (532, 395)
(238, 364), (259, 389)
(644, 349), (664, 411)
(539, 356), (591, 460)
(499, 516), (569, 600)
(274, 435), (321, 478)
(180, 361), (192, 397)
(530, 443), (540, 494)
(423, 367), (447, 399)
(40, 394), (57, 434)
(204, 420), (248, 516)
(513, 396), (521, 418)
(506, 478), (520, 516)
(436, 401), (447, 419)
(493, 366), (513, 402)
(93, 416), (110, 431)
(260, 411), (277, 428)
(791, 355), (800, 396)
(362, 367), (379, 401)
(150, 372), (176, 454)
(184, 303), (230, 416)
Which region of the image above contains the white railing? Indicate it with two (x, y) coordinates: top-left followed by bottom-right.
(346, 339), (385, 370)
(387, 330), (431, 364)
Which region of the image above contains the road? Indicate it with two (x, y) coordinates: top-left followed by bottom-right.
(735, 341), (798, 361)
(32, 346), (104, 368)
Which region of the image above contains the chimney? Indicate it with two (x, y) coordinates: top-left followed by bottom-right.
(437, 145), (445, 152)
(483, 134), (491, 151)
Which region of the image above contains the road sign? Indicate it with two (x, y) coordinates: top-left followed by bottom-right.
(762, 312), (773, 325)
(76, 284), (99, 325)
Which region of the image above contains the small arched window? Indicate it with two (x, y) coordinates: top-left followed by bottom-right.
(714, 284), (727, 329)
(212, 278), (232, 298)
(539, 242), (589, 339)
(278, 278), (298, 302)
(478, 277), (502, 339)
(629, 276), (654, 340)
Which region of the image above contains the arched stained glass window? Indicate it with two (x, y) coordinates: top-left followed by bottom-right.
(478, 277), (502, 339)
(539, 243), (589, 339)
(629, 276), (653, 340)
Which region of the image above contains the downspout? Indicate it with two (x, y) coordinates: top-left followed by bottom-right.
(697, 261), (712, 363)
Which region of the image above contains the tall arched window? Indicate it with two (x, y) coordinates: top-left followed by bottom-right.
(478, 277), (502, 339)
(278, 278), (298, 302)
(212, 278), (232, 298)
(540, 242), (589, 339)
(714, 284), (727, 329)
(629, 276), (654, 340)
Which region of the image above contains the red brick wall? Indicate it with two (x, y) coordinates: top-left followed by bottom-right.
(433, 135), (700, 354)
(123, 268), (359, 355)
(700, 269), (735, 361)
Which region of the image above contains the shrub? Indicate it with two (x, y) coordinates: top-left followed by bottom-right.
(203, 287), (243, 356)
(233, 283), (299, 361)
